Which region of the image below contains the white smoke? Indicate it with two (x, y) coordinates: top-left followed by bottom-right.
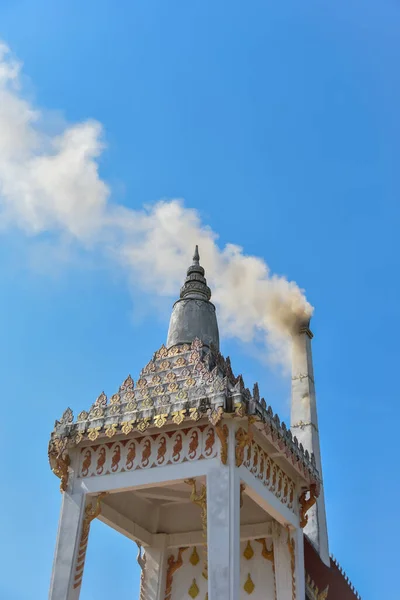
(0, 42), (313, 368)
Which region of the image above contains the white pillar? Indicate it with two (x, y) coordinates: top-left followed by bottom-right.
(293, 527), (305, 598)
(49, 492), (86, 600)
(272, 523), (292, 600)
(206, 422), (240, 600)
(140, 534), (168, 600)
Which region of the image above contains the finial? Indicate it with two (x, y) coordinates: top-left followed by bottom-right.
(193, 245), (200, 265)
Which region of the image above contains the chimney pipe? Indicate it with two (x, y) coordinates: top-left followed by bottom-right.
(291, 319), (330, 566)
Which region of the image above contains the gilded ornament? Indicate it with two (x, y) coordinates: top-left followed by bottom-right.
(157, 437), (167, 464)
(188, 430), (199, 459)
(160, 359), (170, 369)
(188, 579), (199, 599)
(74, 432), (83, 445)
(208, 406), (223, 426)
(185, 478), (208, 580)
(181, 367), (191, 377)
(215, 423), (229, 465)
(125, 391), (135, 401)
(96, 447), (106, 475)
(81, 449), (92, 477)
(141, 439), (152, 467)
(156, 345), (168, 359)
(175, 357), (186, 367)
(160, 394), (171, 405)
(172, 433), (183, 461)
(154, 385), (165, 395)
(94, 391), (107, 407)
(152, 374), (162, 384)
(142, 396), (154, 408)
(110, 393), (120, 405)
(87, 427), (101, 441)
(137, 378), (148, 389)
(89, 407), (104, 419)
(52, 452), (71, 492)
(120, 374), (134, 390)
(60, 408), (74, 424)
(287, 528), (296, 600)
(185, 377), (196, 387)
(190, 546), (200, 566)
(105, 424), (118, 438)
(235, 427), (253, 467)
(255, 538), (274, 562)
(172, 410), (186, 425)
(299, 484), (318, 528)
(167, 345), (180, 356)
(154, 413), (168, 428)
(165, 371), (177, 382)
(189, 407), (200, 421)
(121, 420), (135, 435)
(144, 360), (156, 373)
(164, 547), (188, 600)
(137, 418), (150, 433)
(204, 428), (215, 456)
(177, 389), (188, 400)
(126, 441), (136, 469)
(243, 541), (254, 560)
(244, 573), (255, 595)
(111, 444), (121, 472)
(126, 400), (138, 412)
(73, 493), (107, 590)
(77, 411), (88, 421)
(109, 404), (120, 416)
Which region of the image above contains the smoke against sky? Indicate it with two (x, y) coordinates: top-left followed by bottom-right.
(0, 41), (313, 368)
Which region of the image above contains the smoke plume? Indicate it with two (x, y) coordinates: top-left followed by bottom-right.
(0, 42), (313, 368)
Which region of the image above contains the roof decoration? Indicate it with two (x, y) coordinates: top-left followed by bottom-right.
(49, 338), (320, 487)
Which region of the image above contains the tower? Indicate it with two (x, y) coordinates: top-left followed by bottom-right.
(48, 247), (361, 600)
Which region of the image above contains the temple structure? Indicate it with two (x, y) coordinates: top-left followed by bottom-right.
(48, 247), (361, 600)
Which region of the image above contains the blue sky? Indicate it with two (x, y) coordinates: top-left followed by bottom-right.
(0, 1), (398, 598)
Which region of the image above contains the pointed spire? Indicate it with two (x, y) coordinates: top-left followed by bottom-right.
(193, 244), (200, 265)
(180, 245), (211, 301)
(166, 246), (220, 350)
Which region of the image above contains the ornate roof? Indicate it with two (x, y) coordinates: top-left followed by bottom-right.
(49, 337), (320, 488)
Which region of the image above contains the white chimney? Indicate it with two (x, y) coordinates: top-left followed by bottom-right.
(291, 320), (330, 566)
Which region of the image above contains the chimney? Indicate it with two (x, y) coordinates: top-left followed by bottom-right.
(291, 319), (330, 566)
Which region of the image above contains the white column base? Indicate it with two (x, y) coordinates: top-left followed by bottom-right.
(49, 492), (86, 600)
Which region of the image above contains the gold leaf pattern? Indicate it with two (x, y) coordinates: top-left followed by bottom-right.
(168, 382), (179, 392)
(121, 420), (135, 435)
(105, 424), (118, 438)
(175, 357), (186, 366)
(244, 573), (255, 595)
(152, 375), (161, 385)
(243, 541), (254, 560)
(190, 546), (200, 566)
(110, 394), (120, 405)
(172, 410), (186, 425)
(137, 418), (150, 432)
(160, 359), (170, 369)
(87, 427), (101, 441)
(188, 579), (199, 598)
(137, 378), (148, 388)
(154, 414), (168, 428)
(125, 391), (135, 401)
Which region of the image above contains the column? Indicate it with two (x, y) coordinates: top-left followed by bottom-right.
(272, 522), (292, 600)
(206, 422), (241, 600)
(140, 534), (168, 600)
(292, 526), (305, 599)
(49, 491), (86, 600)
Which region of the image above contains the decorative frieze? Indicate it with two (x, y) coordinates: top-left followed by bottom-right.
(236, 427), (296, 511)
(77, 425), (217, 479)
(164, 547), (188, 600)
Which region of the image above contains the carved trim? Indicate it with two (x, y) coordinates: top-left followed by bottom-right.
(306, 574), (329, 600)
(215, 423), (229, 465)
(185, 478), (208, 580)
(287, 529), (296, 600)
(299, 484), (318, 528)
(235, 426), (253, 467)
(164, 547), (188, 600)
(73, 493), (107, 590)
